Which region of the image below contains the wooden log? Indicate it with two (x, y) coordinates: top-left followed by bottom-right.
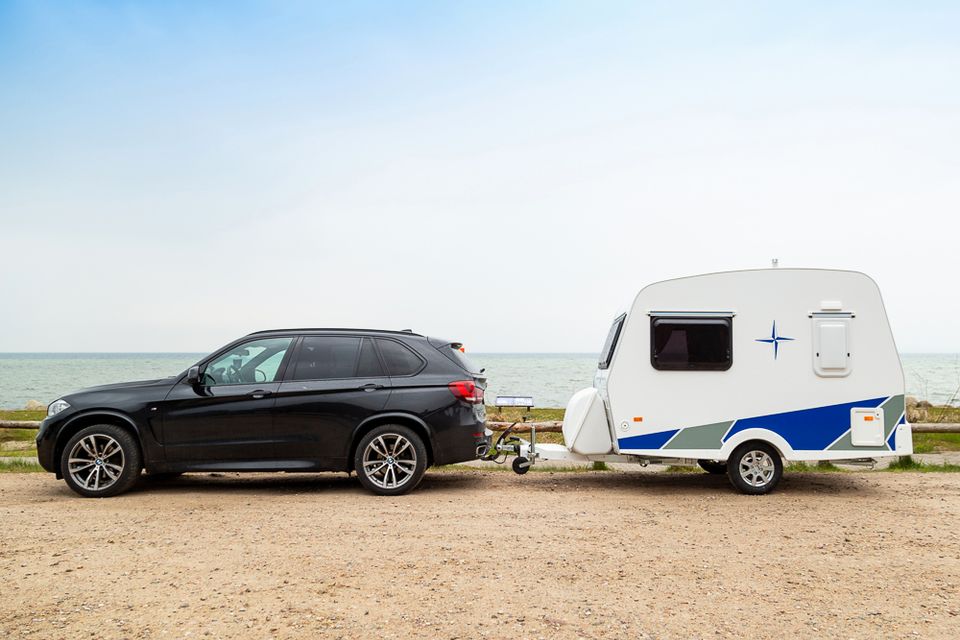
(0, 420), (41, 429)
(912, 423), (960, 433)
(486, 421), (563, 433)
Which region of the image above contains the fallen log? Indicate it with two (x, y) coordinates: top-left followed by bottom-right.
(911, 422), (960, 433)
(486, 420), (563, 433)
(0, 420), (42, 429)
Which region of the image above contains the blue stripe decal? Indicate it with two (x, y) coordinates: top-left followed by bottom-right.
(721, 397), (888, 451)
(618, 429), (679, 450)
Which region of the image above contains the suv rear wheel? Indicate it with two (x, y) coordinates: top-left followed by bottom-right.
(60, 424), (142, 498)
(354, 424), (428, 496)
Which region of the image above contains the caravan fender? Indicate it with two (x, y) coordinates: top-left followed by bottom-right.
(719, 428), (794, 461)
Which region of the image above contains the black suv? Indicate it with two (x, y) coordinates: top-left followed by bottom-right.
(37, 329), (488, 497)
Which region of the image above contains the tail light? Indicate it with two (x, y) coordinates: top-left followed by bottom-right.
(448, 380), (484, 404)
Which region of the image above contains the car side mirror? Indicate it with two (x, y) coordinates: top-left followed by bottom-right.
(186, 366), (201, 385)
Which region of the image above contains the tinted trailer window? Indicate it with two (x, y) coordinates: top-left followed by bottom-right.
(651, 317), (732, 371)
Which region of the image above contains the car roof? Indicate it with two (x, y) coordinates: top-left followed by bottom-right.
(246, 328), (425, 338)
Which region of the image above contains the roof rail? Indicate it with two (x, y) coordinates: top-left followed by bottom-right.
(245, 327), (423, 337)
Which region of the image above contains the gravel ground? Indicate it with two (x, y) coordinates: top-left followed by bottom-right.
(1, 469), (958, 639)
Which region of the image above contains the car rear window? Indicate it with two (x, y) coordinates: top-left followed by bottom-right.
(376, 339), (425, 376)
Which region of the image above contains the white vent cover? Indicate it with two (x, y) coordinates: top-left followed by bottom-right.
(813, 317), (852, 377)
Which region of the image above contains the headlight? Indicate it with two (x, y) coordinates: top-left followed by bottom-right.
(47, 399), (71, 417)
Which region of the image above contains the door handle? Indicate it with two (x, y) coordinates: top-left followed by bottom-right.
(249, 390), (273, 399)
(358, 383), (384, 392)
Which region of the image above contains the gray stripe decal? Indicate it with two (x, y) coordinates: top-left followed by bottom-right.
(662, 421), (733, 450)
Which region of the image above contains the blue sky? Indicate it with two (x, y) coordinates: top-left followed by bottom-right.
(1, 2), (959, 352)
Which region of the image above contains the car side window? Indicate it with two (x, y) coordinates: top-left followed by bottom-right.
(356, 338), (385, 377)
(203, 337), (293, 385)
(289, 336), (367, 381)
(376, 339), (424, 376)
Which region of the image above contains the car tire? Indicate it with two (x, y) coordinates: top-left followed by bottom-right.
(726, 441), (783, 495)
(354, 424), (428, 496)
(697, 459), (727, 475)
(60, 424), (142, 498)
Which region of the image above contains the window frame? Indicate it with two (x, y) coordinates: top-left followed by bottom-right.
(649, 315), (733, 372)
(598, 313), (627, 370)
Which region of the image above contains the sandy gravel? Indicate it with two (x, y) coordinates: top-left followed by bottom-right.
(1, 469), (958, 639)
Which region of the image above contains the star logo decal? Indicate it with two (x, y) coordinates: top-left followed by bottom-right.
(756, 321), (794, 360)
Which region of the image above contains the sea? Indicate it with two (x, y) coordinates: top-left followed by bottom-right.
(1, 352), (958, 410)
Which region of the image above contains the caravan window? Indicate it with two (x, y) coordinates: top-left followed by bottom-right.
(598, 314), (626, 370)
(650, 317), (732, 371)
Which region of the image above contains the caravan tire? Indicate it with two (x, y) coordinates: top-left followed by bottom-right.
(726, 442), (783, 495)
(697, 459), (727, 475)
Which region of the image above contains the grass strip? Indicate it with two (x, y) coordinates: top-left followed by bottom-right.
(0, 459), (45, 473)
(885, 456), (960, 472)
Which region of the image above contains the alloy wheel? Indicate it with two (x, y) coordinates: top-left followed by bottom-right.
(738, 449), (776, 488)
(67, 434), (125, 492)
(361, 433), (418, 490)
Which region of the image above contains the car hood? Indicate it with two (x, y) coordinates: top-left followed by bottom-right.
(65, 377), (177, 398)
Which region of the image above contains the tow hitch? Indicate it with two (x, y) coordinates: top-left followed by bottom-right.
(480, 421), (540, 474)
(481, 395), (541, 474)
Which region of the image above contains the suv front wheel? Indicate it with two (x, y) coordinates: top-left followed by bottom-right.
(60, 424), (142, 498)
(354, 424), (428, 496)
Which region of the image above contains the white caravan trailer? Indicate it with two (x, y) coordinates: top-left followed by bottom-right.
(489, 268), (912, 494)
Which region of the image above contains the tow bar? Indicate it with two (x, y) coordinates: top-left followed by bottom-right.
(481, 395), (541, 474)
(480, 421), (540, 474)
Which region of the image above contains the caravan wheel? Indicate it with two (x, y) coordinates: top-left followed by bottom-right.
(727, 442), (783, 495)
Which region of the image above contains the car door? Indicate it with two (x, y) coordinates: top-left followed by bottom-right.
(160, 336), (295, 463)
(272, 335), (392, 467)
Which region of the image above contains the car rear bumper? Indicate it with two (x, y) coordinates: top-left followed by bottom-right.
(431, 414), (489, 466)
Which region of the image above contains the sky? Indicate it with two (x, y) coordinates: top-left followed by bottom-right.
(1, 1), (958, 354)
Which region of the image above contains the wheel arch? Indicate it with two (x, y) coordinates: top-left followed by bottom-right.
(349, 412), (435, 470)
(719, 428), (792, 461)
(54, 411), (144, 479)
